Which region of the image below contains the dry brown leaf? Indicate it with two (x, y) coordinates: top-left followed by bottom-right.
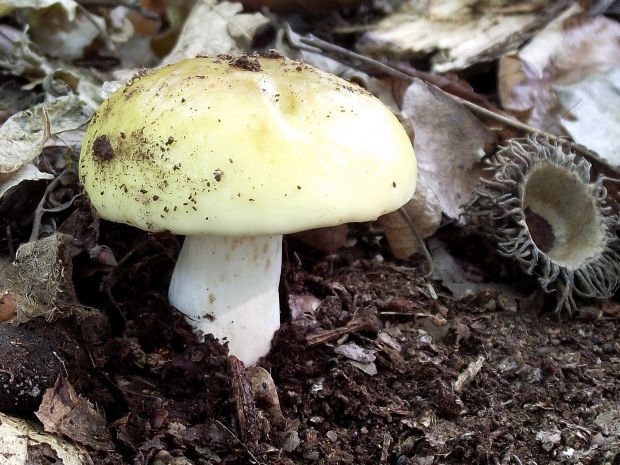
(291, 225), (348, 253)
(401, 79), (495, 221)
(380, 181), (442, 259)
(161, 1), (268, 66)
(498, 4), (620, 134)
(36, 377), (114, 451)
(0, 412), (90, 465)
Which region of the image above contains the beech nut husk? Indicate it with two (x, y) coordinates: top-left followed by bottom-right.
(465, 136), (620, 313)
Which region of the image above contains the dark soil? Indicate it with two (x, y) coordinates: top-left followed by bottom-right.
(9, 221), (616, 465)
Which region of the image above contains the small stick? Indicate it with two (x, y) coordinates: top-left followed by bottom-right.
(306, 311), (381, 347)
(453, 355), (485, 394)
(227, 355), (259, 443)
(215, 419), (262, 465)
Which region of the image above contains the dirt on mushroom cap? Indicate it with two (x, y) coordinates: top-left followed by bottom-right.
(79, 55), (416, 237)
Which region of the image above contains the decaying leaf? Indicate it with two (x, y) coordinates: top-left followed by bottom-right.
(358, 0), (550, 73)
(240, 0), (362, 13)
(401, 79), (495, 221)
(556, 69), (620, 169)
(0, 411), (91, 465)
(11, 233), (81, 322)
(36, 376), (114, 451)
(292, 225), (348, 252)
(0, 95), (93, 175)
(28, 8), (106, 61)
(380, 181), (442, 258)
(0, 164), (53, 199)
(498, 4), (620, 136)
(161, 0), (268, 65)
(0, 0), (77, 20)
(0, 24), (53, 77)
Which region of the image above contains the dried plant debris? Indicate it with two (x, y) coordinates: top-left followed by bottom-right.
(0, 411), (91, 465)
(466, 136), (620, 312)
(400, 79), (495, 221)
(498, 4), (620, 141)
(357, 0), (551, 73)
(0, 95), (93, 175)
(556, 69), (620, 169)
(10, 233), (81, 322)
(161, 0), (268, 66)
(36, 376), (114, 451)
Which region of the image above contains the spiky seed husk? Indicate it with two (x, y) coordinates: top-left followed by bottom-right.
(465, 135), (620, 313)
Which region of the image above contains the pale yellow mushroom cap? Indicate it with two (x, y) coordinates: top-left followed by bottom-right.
(79, 55), (417, 236)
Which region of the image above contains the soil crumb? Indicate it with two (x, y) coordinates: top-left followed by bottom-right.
(229, 54), (262, 72)
(92, 136), (115, 162)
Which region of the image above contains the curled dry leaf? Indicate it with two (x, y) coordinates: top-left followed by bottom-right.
(0, 0), (77, 19)
(292, 224), (348, 253)
(380, 182), (442, 259)
(161, 1), (268, 66)
(248, 366), (286, 427)
(36, 377), (114, 451)
(0, 412), (91, 465)
(400, 79), (495, 221)
(0, 95), (93, 175)
(498, 4), (620, 138)
(358, 0), (549, 73)
(556, 69), (620, 169)
(28, 8), (106, 61)
(0, 164), (53, 200)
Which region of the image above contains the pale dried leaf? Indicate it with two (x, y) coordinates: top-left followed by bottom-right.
(0, 24), (53, 77)
(0, 164), (53, 199)
(335, 342), (376, 363)
(36, 377), (114, 451)
(29, 8), (105, 61)
(401, 79), (495, 220)
(498, 5), (620, 133)
(358, 0), (546, 73)
(557, 69), (620, 169)
(161, 0), (268, 66)
(0, 0), (77, 19)
(380, 181), (442, 258)
(0, 412), (90, 465)
(0, 95), (93, 175)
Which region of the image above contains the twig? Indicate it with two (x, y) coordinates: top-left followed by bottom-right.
(306, 310), (381, 346)
(227, 355), (259, 443)
(398, 207), (434, 277)
(290, 31), (615, 172)
(215, 420), (262, 465)
(453, 355), (485, 394)
(29, 169), (69, 242)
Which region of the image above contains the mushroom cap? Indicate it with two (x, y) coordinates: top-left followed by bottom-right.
(79, 55), (417, 236)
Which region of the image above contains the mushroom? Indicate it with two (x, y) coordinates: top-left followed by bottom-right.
(466, 136), (620, 313)
(79, 54), (417, 364)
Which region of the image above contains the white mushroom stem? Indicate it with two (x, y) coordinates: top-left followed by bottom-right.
(168, 235), (282, 365)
